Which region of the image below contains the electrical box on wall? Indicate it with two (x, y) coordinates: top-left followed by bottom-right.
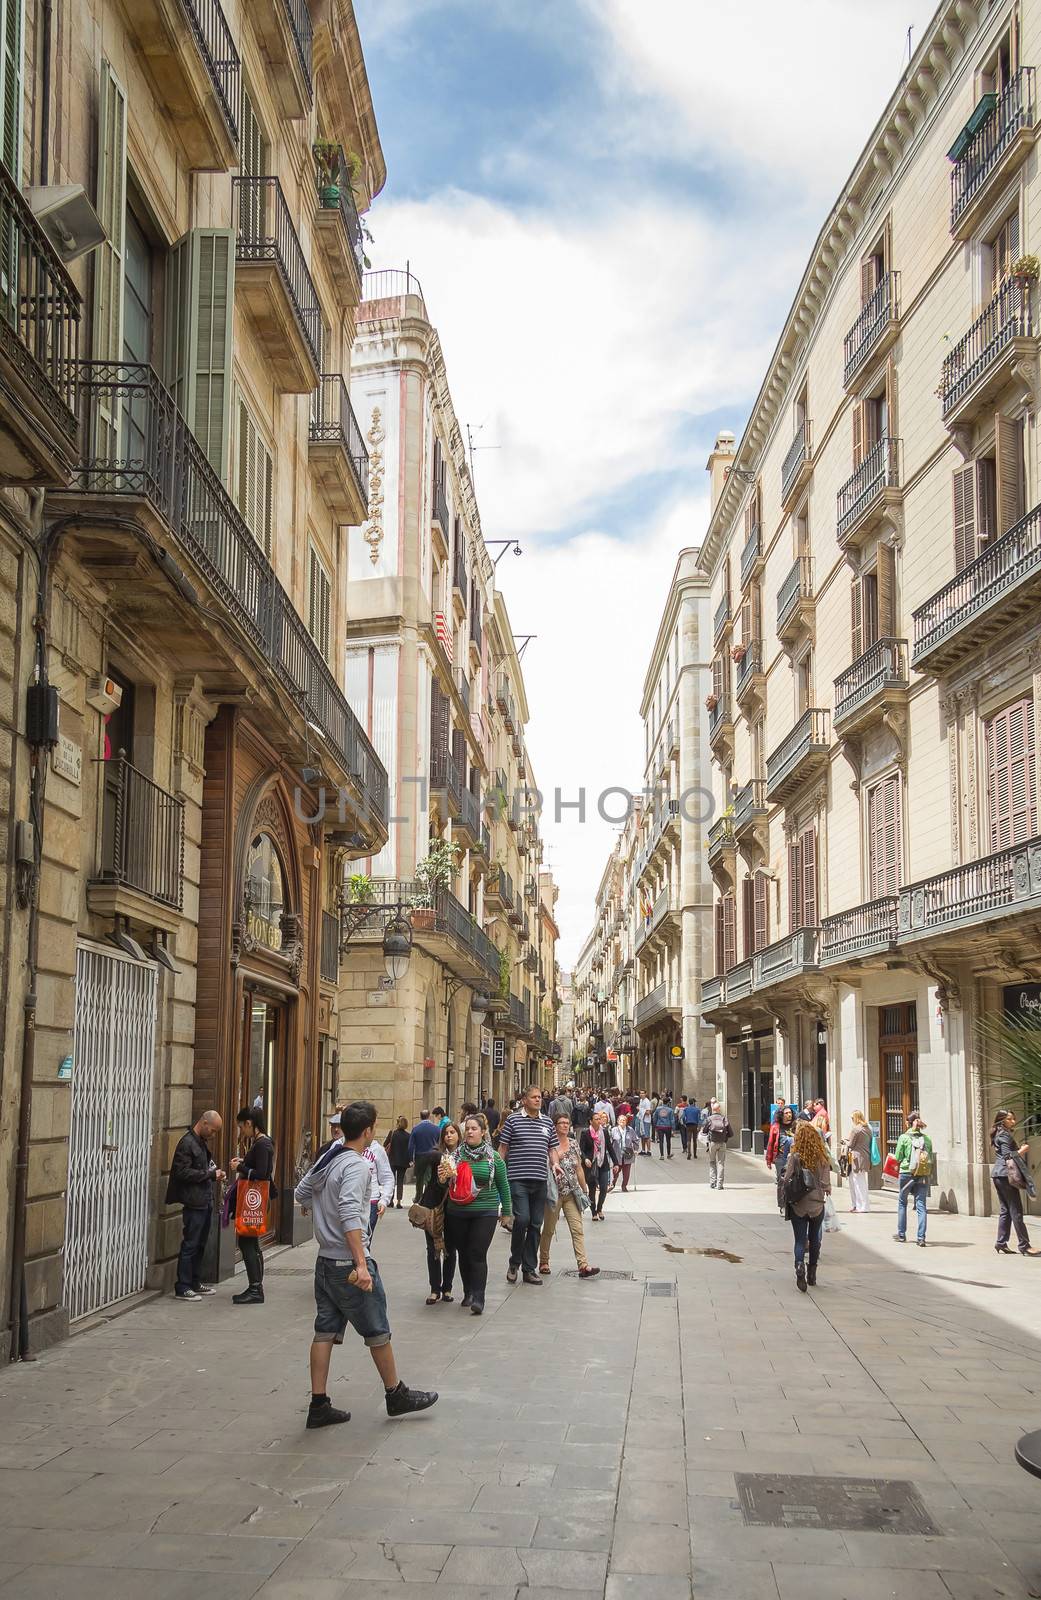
(26, 683), (59, 747)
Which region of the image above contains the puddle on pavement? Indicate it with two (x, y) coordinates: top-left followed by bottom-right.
(663, 1244), (742, 1264)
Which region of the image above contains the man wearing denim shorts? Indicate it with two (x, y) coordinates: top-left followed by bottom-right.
(295, 1099), (438, 1428)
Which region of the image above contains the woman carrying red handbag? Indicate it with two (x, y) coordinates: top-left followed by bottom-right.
(229, 1106), (276, 1305)
(990, 1109), (1040, 1256)
(442, 1115), (512, 1316)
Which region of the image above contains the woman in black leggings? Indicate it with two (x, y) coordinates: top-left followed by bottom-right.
(230, 1106), (275, 1305)
(580, 1111), (613, 1220)
(443, 1116), (513, 1314)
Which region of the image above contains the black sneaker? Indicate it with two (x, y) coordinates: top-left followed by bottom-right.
(306, 1398), (350, 1429)
(190, 1284), (217, 1296)
(470, 1300), (484, 1316)
(522, 1272), (543, 1286)
(806, 1265), (817, 1287)
(506, 1266), (518, 1283)
(385, 1382), (438, 1417)
(460, 1293), (472, 1308)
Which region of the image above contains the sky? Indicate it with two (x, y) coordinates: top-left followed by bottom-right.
(357, 0), (938, 967)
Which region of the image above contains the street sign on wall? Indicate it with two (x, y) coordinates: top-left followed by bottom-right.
(493, 1036), (506, 1071)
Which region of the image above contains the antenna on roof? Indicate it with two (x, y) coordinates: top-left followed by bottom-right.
(906, 24), (914, 66)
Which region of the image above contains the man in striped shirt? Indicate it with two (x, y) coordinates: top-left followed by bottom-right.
(497, 1083), (561, 1284)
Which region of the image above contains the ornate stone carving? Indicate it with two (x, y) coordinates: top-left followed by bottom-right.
(948, 719), (960, 863)
(172, 675), (217, 797)
(966, 716), (978, 857)
(362, 407), (386, 566)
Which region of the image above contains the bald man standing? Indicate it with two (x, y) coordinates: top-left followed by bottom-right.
(166, 1111), (225, 1300)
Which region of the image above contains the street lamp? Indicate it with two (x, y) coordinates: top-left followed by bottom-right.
(381, 910), (413, 983)
(471, 991), (492, 1022)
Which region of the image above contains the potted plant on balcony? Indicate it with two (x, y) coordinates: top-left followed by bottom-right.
(410, 838), (459, 930)
(313, 141), (343, 206)
(1011, 254), (1040, 295)
(346, 872), (372, 904)
(498, 947), (511, 1000)
(731, 643), (746, 664)
(705, 692), (718, 712)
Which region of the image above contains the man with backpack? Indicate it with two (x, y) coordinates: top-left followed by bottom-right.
(704, 1100), (733, 1191)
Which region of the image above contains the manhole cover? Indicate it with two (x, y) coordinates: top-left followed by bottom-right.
(644, 1280), (677, 1297)
(640, 1224), (665, 1237)
(561, 1269), (634, 1280)
(735, 1474), (938, 1534)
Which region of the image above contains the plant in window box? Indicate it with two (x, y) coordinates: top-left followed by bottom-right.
(705, 693), (718, 711)
(731, 643), (746, 664)
(313, 141), (343, 206)
(410, 838), (459, 928)
(1011, 254), (1041, 289)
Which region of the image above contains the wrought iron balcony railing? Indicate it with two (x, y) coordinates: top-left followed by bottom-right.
(234, 175), (321, 372)
(837, 436), (899, 542)
(951, 69), (1035, 229)
(431, 746), (463, 813)
(913, 500), (1041, 668)
(735, 638), (763, 696)
(452, 542), (467, 603)
(821, 896), (898, 963)
(183, 0), (240, 139)
(432, 476), (449, 533)
(67, 361), (388, 829)
(313, 142), (364, 275)
(457, 784), (481, 843)
(781, 419), (810, 503)
(776, 555), (814, 634)
(733, 778), (767, 837)
(310, 373), (368, 501)
(941, 277), (1031, 416)
(740, 519), (762, 586)
(843, 272), (898, 386)
(469, 596), (482, 655)
(282, 0), (313, 95)
(0, 162), (80, 434)
(833, 638), (908, 727)
(97, 753), (184, 909)
(714, 593), (731, 641)
(708, 694), (733, 740)
(765, 708), (830, 803)
(346, 879), (499, 982)
(898, 835), (1041, 940)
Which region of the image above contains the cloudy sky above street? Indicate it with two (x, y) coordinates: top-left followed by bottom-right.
(358, 0), (937, 965)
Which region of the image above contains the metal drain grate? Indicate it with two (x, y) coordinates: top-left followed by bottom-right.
(735, 1474), (938, 1534)
(561, 1269), (634, 1280)
(644, 1280), (677, 1297)
(640, 1224), (665, 1237)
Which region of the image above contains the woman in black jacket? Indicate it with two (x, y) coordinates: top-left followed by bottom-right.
(580, 1111), (613, 1221)
(991, 1109), (1040, 1256)
(230, 1107), (275, 1304)
(387, 1115), (411, 1207)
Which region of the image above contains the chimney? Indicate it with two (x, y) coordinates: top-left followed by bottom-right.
(706, 430), (737, 513)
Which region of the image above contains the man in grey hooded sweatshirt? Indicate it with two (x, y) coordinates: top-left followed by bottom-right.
(294, 1100), (438, 1428)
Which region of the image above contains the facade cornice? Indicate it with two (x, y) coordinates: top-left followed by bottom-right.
(697, 0), (991, 579)
(640, 546), (707, 713)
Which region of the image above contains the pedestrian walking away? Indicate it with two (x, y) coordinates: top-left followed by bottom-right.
(166, 1110), (225, 1300)
(444, 1115), (513, 1313)
(540, 1114), (600, 1278)
(295, 1100), (438, 1428)
(894, 1111), (933, 1247)
(498, 1083), (561, 1283)
(653, 1098), (676, 1159)
(580, 1109), (613, 1220)
(679, 1096), (700, 1158)
(571, 1093), (592, 1132)
(766, 1104), (797, 1212)
(704, 1100), (733, 1190)
(484, 1098), (501, 1137)
(387, 1116), (411, 1207)
(229, 1106), (275, 1305)
(608, 1111), (639, 1191)
(408, 1108), (441, 1200)
(843, 1110), (872, 1214)
(783, 1120), (831, 1291)
(990, 1109), (1041, 1256)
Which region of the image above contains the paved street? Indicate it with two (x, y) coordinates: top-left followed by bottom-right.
(1, 1152), (1040, 1600)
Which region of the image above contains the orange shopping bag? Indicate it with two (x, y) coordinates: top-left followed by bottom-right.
(235, 1179), (269, 1236)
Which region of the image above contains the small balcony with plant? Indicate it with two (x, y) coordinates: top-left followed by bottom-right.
(313, 142), (366, 304)
(733, 637), (766, 711)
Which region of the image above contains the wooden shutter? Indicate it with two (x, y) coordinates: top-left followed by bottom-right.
(236, 399), (273, 557)
(740, 597), (752, 645)
(953, 464), (977, 572)
(860, 255), (878, 305)
(753, 872), (768, 951)
(851, 573), (863, 661)
(992, 212), (1020, 290)
(884, 357), (896, 441)
(167, 230), (235, 478)
(308, 546), (331, 658)
(722, 892), (737, 971)
(712, 657), (723, 702)
(995, 413), (1024, 535)
(877, 543), (896, 637)
(801, 827), (818, 929)
(852, 401), (864, 470)
(1, 0), (22, 178)
(987, 697), (1037, 851)
(868, 774), (902, 898)
(752, 583), (762, 640)
(742, 877), (755, 960)
(788, 836), (803, 932)
(714, 898), (725, 976)
(93, 61), (127, 456)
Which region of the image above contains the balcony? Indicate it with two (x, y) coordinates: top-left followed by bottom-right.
(313, 143), (364, 304)
(473, 823), (491, 862)
(309, 374), (368, 522)
(507, 994), (532, 1037)
(235, 176), (321, 392)
(431, 747), (463, 818)
(320, 909), (339, 984)
(898, 834), (1041, 947)
(836, 436), (901, 548)
(776, 556), (814, 645)
(714, 593), (732, 643)
(781, 419), (812, 506)
(122, 0), (239, 169)
(469, 596), (482, 661)
(740, 519), (763, 586)
(913, 500), (1041, 674)
(452, 544), (467, 619)
(485, 864), (507, 908)
(833, 638), (908, 736)
(90, 754), (185, 918)
(843, 272), (900, 389)
(432, 478), (450, 553)
(700, 975), (723, 1012)
(725, 959), (754, 1002)
(950, 69), (1037, 238)
(940, 278), (1035, 427)
(350, 879), (500, 987)
(755, 926), (819, 991)
(732, 779), (768, 845)
(252, 0), (313, 118)
(63, 362), (388, 836)
(766, 708), (830, 806)
(821, 896), (899, 964)
(497, 676), (516, 731)
(0, 167), (80, 484)
(708, 693), (734, 755)
(525, 877), (539, 906)
(707, 814), (736, 872)
(455, 785), (482, 850)
(734, 638), (766, 709)
(635, 981), (679, 1030)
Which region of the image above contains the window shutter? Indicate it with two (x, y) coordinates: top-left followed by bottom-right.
(308, 547), (331, 659)
(877, 543), (896, 637)
(868, 774), (902, 898)
(166, 230), (235, 479)
(860, 255), (878, 305)
(714, 898), (725, 977)
(851, 573), (863, 661)
(236, 399), (273, 557)
(952, 464), (977, 572)
(740, 597), (752, 645)
(742, 877), (755, 961)
(754, 871), (768, 951)
(987, 698), (1037, 850)
(722, 892), (736, 971)
(995, 412), (1024, 535)
(712, 657), (723, 702)
(801, 827), (818, 929)
(2, 0), (22, 178)
(789, 836), (803, 932)
(852, 401), (864, 470)
(884, 356), (896, 440)
(93, 61), (127, 455)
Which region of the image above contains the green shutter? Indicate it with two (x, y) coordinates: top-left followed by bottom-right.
(1, 0), (23, 179)
(93, 60), (127, 457)
(235, 397), (272, 557)
(165, 228), (235, 479)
